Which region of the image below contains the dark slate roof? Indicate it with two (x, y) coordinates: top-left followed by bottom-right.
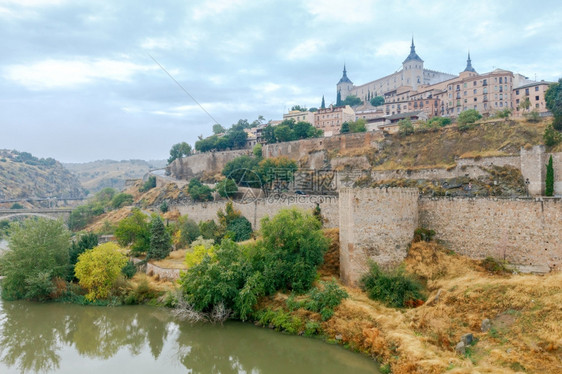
(464, 52), (476, 73)
(337, 64), (353, 84)
(403, 38), (424, 64)
(386, 111), (423, 120)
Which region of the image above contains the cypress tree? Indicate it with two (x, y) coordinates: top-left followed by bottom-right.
(148, 215), (171, 260)
(320, 95), (326, 109)
(336, 91), (342, 106)
(545, 155), (554, 196)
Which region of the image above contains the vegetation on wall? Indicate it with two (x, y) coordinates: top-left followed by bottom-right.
(545, 155), (554, 196)
(545, 78), (562, 130)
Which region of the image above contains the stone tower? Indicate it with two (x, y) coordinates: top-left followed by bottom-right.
(402, 37), (424, 90)
(336, 64), (353, 105)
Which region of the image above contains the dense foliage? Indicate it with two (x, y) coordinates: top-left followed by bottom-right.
(74, 242), (127, 301)
(168, 142), (192, 164)
(286, 279), (348, 320)
(216, 178), (238, 198)
(398, 118), (414, 136)
(341, 95), (363, 106)
(370, 96), (385, 107)
(0, 218), (71, 300)
(68, 188), (118, 231)
(187, 178), (213, 202)
(139, 176), (156, 192)
(544, 123), (562, 146)
(111, 193), (134, 209)
(457, 109), (482, 130)
(68, 232), (98, 279)
(259, 119), (323, 144)
(114, 209), (151, 255)
(545, 78), (562, 130)
(340, 119), (367, 133)
(179, 208), (328, 321)
(360, 262), (425, 308)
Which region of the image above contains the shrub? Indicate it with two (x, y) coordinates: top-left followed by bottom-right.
(115, 209), (151, 255)
(413, 227), (436, 242)
(121, 260), (137, 279)
(289, 279), (348, 320)
(185, 244), (215, 268)
(139, 176), (156, 192)
(177, 217), (201, 247)
(188, 178), (213, 202)
(0, 218), (71, 300)
(457, 109), (482, 126)
(159, 201), (169, 213)
(544, 123), (562, 147)
(111, 193), (134, 209)
(74, 242), (128, 301)
(360, 262), (425, 308)
(226, 216), (253, 242)
(258, 208), (328, 293)
(398, 118), (414, 136)
(216, 178), (238, 198)
(481, 257), (512, 274)
(525, 110), (541, 123)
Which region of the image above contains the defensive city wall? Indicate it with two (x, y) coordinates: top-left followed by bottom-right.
(172, 189), (561, 285)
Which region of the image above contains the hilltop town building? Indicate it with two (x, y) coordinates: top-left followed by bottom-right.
(313, 105), (356, 137)
(337, 39), (553, 125)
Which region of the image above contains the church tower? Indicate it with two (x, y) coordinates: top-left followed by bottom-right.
(336, 64), (353, 105)
(460, 51), (478, 78)
(402, 37), (424, 91)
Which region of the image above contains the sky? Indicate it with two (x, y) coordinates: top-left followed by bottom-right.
(1, 0), (561, 163)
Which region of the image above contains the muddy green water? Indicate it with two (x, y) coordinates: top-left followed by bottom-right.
(0, 299), (380, 373)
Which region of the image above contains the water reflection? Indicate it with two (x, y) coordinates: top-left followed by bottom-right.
(0, 300), (379, 374)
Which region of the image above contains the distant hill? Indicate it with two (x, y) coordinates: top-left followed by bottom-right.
(0, 150), (86, 205)
(64, 159), (166, 193)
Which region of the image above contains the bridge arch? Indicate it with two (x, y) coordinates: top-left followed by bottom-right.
(0, 213), (61, 221)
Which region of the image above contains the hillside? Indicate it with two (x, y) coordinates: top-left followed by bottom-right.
(0, 150), (85, 207)
(64, 159), (166, 193)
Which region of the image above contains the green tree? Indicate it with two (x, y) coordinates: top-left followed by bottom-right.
(457, 109), (482, 127)
(290, 105), (307, 112)
(545, 78), (562, 130)
(140, 175), (157, 192)
(148, 215), (172, 260)
(212, 124), (226, 135)
(349, 119), (367, 133)
(168, 142), (192, 164)
(398, 118), (414, 136)
(188, 178), (213, 202)
(9, 203), (23, 209)
(222, 155), (261, 187)
(177, 217), (201, 247)
(341, 95), (362, 106)
(0, 218), (71, 300)
(111, 193), (134, 209)
(427, 116), (451, 127)
(495, 108), (512, 119)
(259, 208), (328, 293)
(216, 178), (238, 198)
(69, 232), (99, 273)
(252, 143), (262, 158)
(518, 96), (531, 113)
(370, 96), (385, 107)
(273, 124), (295, 142)
(525, 110), (541, 123)
(114, 209), (151, 255)
(544, 123), (562, 146)
(340, 122), (350, 133)
(320, 95), (326, 109)
(74, 242), (127, 301)
(336, 91), (342, 106)
(546, 155), (554, 196)
(228, 129), (248, 149)
(258, 157), (298, 192)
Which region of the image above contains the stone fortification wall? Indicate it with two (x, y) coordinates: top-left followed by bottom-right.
(167, 149), (251, 180)
(173, 195), (339, 230)
(338, 188), (419, 285)
(419, 197), (562, 273)
(263, 131), (384, 168)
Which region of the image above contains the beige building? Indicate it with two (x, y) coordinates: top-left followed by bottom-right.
(512, 81), (553, 117)
(282, 109), (315, 124)
(314, 105), (356, 137)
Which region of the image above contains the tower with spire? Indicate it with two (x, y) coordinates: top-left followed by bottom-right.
(402, 37), (424, 90)
(463, 52), (476, 73)
(336, 64), (353, 106)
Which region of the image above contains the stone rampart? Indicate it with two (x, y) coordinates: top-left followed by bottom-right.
(419, 197), (562, 273)
(167, 149), (251, 180)
(338, 188), (419, 285)
(173, 195), (340, 230)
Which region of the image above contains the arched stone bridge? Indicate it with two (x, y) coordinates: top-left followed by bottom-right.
(0, 208), (72, 222)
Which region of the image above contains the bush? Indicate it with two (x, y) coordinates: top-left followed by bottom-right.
(188, 179), (213, 202)
(546, 155), (554, 196)
(413, 227), (436, 242)
(139, 176), (157, 192)
(481, 257), (512, 274)
(111, 193), (134, 209)
(185, 243), (215, 268)
(226, 216), (253, 242)
(0, 218), (71, 300)
(360, 262), (425, 308)
(115, 209), (151, 255)
(258, 208), (328, 293)
(216, 178), (238, 198)
(74, 242), (128, 301)
(121, 260), (137, 279)
(398, 118), (414, 136)
(177, 217), (201, 247)
(457, 109), (482, 126)
(287, 279), (348, 320)
(543, 123), (562, 147)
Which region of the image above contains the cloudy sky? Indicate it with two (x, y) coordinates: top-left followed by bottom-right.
(1, 0), (561, 162)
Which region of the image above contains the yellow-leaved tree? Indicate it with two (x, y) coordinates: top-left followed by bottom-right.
(75, 242), (127, 301)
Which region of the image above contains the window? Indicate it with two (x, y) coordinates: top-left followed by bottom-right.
(474, 98), (477, 102)
(516, 89), (519, 95)
(499, 77), (503, 84)
(473, 89), (477, 94)
(536, 96), (540, 101)
(473, 81), (477, 86)
(464, 83), (467, 88)
(525, 88), (529, 95)
(535, 86), (539, 91)
(536, 103), (539, 108)
(464, 91), (467, 96)
(516, 99), (520, 104)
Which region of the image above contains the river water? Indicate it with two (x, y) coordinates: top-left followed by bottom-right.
(0, 299), (380, 373)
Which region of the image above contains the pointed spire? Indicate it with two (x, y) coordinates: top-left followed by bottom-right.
(337, 64), (353, 85)
(464, 51), (476, 73)
(403, 36), (423, 64)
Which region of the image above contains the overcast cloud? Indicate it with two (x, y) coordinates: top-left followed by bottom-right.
(1, 0), (561, 162)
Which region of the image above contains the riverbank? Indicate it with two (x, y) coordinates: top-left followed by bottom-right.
(247, 241), (562, 374)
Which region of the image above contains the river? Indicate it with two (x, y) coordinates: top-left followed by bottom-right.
(0, 299), (380, 373)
